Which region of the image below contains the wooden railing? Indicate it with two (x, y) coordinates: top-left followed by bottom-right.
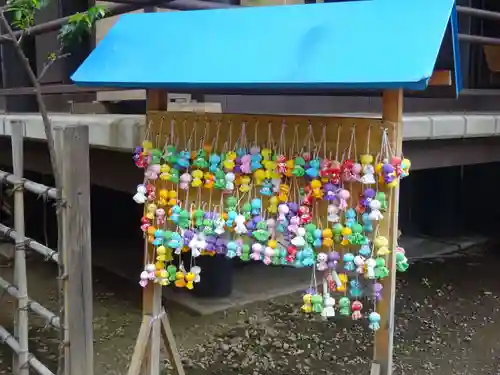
(0, 124), (92, 375)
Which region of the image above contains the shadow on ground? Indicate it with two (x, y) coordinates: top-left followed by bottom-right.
(1, 243), (500, 375)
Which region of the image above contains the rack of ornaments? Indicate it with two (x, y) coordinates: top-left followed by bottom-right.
(133, 112), (410, 328)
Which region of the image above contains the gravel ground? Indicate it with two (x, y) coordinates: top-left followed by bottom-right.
(1, 244), (500, 375)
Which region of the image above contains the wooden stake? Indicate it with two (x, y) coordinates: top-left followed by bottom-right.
(374, 89), (404, 375)
(11, 120), (29, 375)
(55, 125), (94, 375)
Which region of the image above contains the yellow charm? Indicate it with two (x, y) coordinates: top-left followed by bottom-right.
(322, 228), (333, 248)
(278, 184), (289, 202)
(185, 272), (195, 290)
(253, 169), (266, 186)
(268, 196), (278, 214)
(261, 148), (272, 161)
(301, 293), (313, 313)
(167, 190), (177, 206)
(239, 176), (251, 193)
(203, 172), (215, 189)
(360, 154), (373, 166)
(191, 170), (204, 187)
(337, 273), (348, 292)
(175, 271), (186, 288)
(146, 203), (157, 220)
(142, 140), (153, 151)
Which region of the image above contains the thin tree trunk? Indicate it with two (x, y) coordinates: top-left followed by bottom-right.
(0, 11), (66, 375)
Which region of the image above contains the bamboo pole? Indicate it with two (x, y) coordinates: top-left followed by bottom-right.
(10, 122), (29, 375)
(0, 276), (60, 329)
(0, 325), (55, 375)
(0, 170), (58, 200)
(0, 223), (59, 263)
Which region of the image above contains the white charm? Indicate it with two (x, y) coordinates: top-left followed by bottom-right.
(321, 294), (336, 318)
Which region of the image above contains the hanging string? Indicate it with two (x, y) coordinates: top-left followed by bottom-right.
(366, 124), (372, 154)
(278, 121), (286, 156)
(335, 124), (342, 161)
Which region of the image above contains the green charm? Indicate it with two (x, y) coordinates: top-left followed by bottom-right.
(151, 148), (163, 164)
(311, 294), (323, 313)
(395, 251), (409, 272)
(167, 265), (177, 281)
(375, 257), (390, 279)
(178, 210), (191, 229)
(214, 170), (226, 189)
(225, 196), (238, 212)
(375, 192), (387, 211)
(169, 168), (180, 184)
(338, 296), (351, 316)
(194, 209), (204, 228)
(163, 145), (177, 164)
(240, 244), (250, 261)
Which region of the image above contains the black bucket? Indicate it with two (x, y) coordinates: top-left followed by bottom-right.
(191, 255), (233, 298)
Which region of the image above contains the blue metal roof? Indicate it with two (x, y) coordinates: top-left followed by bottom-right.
(71, 0), (460, 94)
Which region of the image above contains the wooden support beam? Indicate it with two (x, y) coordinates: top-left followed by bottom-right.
(127, 89), (185, 375)
(374, 89), (403, 375)
(55, 125), (94, 375)
(428, 70), (452, 86)
(11, 121), (29, 375)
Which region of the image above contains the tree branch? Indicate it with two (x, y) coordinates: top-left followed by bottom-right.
(37, 52), (70, 83)
(0, 11), (62, 190)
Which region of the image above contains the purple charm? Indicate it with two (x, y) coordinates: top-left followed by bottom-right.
(215, 237), (228, 255)
(204, 212), (219, 220)
(305, 287), (316, 295)
(382, 163), (394, 174)
(364, 188), (376, 199)
(205, 235), (217, 251)
(287, 202), (299, 215)
(327, 251), (340, 269)
(323, 183), (336, 201)
(373, 282), (383, 301)
(182, 230), (194, 245)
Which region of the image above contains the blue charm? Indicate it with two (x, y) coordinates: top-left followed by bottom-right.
(345, 209), (356, 228)
(343, 252), (355, 271)
(209, 154), (221, 172)
(170, 205), (181, 224)
(349, 280), (363, 298)
(226, 241), (238, 258)
(250, 198), (262, 216)
(359, 244), (371, 258)
(260, 180), (273, 196)
(362, 212), (373, 233)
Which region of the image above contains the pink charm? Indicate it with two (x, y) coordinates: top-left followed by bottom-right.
(263, 246), (275, 265)
(276, 155), (287, 174)
(240, 154), (252, 174)
(316, 252), (328, 271)
(251, 243), (263, 261)
(351, 301), (363, 320)
(288, 216), (300, 234)
(337, 189), (350, 210)
(156, 208), (166, 225)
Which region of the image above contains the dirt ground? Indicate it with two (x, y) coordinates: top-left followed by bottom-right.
(1, 244), (500, 375)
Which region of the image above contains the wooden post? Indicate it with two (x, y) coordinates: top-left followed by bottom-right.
(54, 125), (94, 375)
(10, 120), (29, 375)
(373, 89), (404, 375)
(127, 89), (185, 375)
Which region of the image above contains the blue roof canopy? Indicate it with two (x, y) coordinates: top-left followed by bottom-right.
(72, 0), (460, 95)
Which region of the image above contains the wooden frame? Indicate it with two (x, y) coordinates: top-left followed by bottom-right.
(129, 89), (404, 375)
(0, 125), (94, 375)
